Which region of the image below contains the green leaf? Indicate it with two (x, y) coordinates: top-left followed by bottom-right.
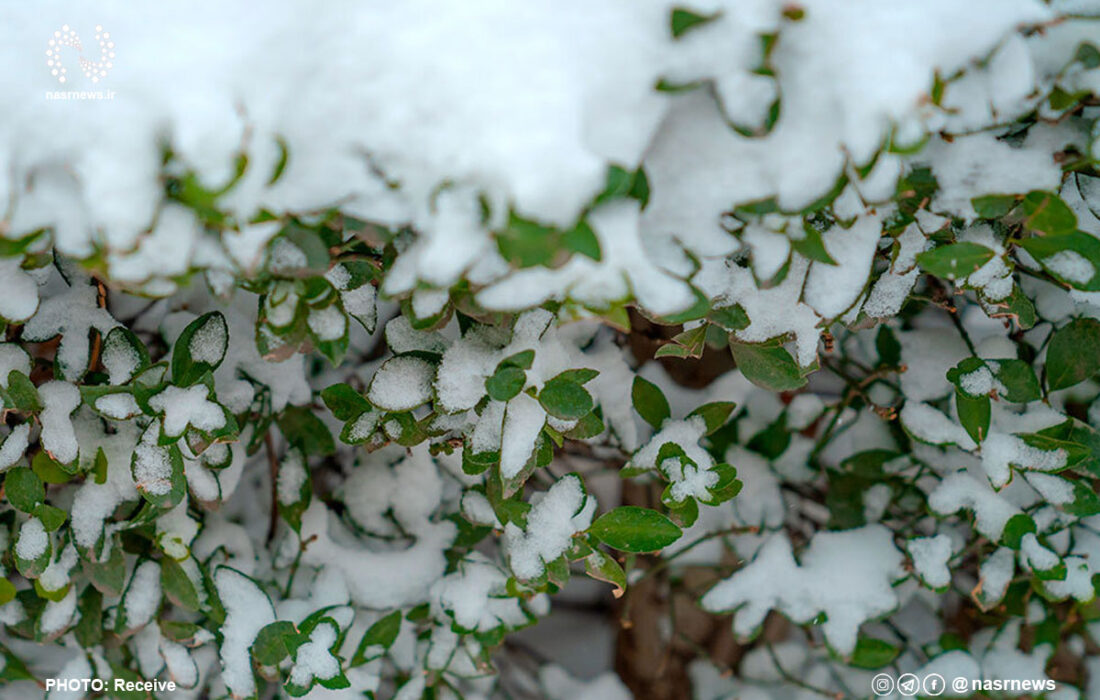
(990, 359), (1041, 403)
(351, 610), (402, 666)
(563, 221), (601, 262)
(1018, 231), (1100, 291)
(1018, 190), (1077, 236)
(916, 242), (995, 280)
(841, 450), (901, 478)
(875, 325), (901, 367)
(670, 7), (720, 38)
(988, 285), (1037, 330)
(971, 194), (1020, 219)
(1063, 481), (1100, 517)
(848, 637), (901, 669)
(320, 383), (371, 421)
(251, 620), (301, 667)
(746, 414), (790, 459)
(32, 504), (66, 532)
(729, 340), (807, 392)
(278, 406), (336, 456)
(486, 366), (527, 402)
(161, 558), (202, 611)
(30, 450), (73, 485)
(84, 545), (127, 597)
(0, 578), (15, 607)
(792, 223), (837, 265)
(538, 376), (593, 420)
(687, 402), (737, 435)
(500, 350), (535, 370)
(565, 409), (605, 440)
(1046, 318), (1100, 391)
(1002, 513), (1037, 549)
(631, 376), (670, 429)
(656, 325), (708, 359)
(556, 368), (599, 384)
(73, 586), (103, 648)
(955, 390), (990, 444)
(5, 371), (41, 413)
(585, 550), (627, 597)
(709, 304), (750, 331)
(588, 506), (682, 553)
(171, 312), (228, 386)
(4, 468), (44, 513)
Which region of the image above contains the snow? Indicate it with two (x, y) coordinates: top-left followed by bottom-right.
(342, 283), (378, 331)
(343, 446), (443, 534)
(0, 344), (31, 389)
(148, 384), (227, 437)
(1025, 472), (1076, 505)
(430, 556), (527, 632)
(504, 475), (595, 580)
(696, 255), (822, 367)
(900, 401), (977, 450)
(0, 257), (39, 324)
(161, 638), (199, 689)
(39, 543), (78, 593)
(434, 331), (499, 413)
(500, 393), (548, 479)
(38, 381), (81, 464)
(701, 525), (904, 655)
(959, 366), (996, 397)
(929, 471), (1021, 540)
(0, 424), (31, 471)
(289, 621), (341, 687)
(665, 458), (718, 502)
(540, 664), (632, 700)
(132, 430), (176, 496)
(982, 432), (1068, 489)
(908, 534), (953, 589)
(21, 278), (119, 379)
(307, 304), (347, 342)
(214, 567), (276, 699)
(123, 560), (162, 630)
(1045, 250), (1095, 285)
(101, 333), (141, 385)
(367, 356), (434, 411)
(188, 314), (228, 364)
(631, 417), (712, 472)
(1021, 532), (1060, 571)
(727, 447), (784, 529)
(15, 517), (47, 561)
(276, 449), (307, 506)
(0, 0), (1092, 693)
(924, 133), (1062, 220)
(296, 500), (455, 608)
(94, 393), (140, 419)
(40, 587), (77, 636)
(804, 215), (882, 318)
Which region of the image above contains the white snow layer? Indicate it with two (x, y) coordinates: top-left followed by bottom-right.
(0, 0), (1050, 320)
(701, 525), (904, 655)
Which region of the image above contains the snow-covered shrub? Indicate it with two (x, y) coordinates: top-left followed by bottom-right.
(1, 2), (1100, 698)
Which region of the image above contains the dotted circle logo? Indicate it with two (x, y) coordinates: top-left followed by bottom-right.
(45, 24), (115, 85)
